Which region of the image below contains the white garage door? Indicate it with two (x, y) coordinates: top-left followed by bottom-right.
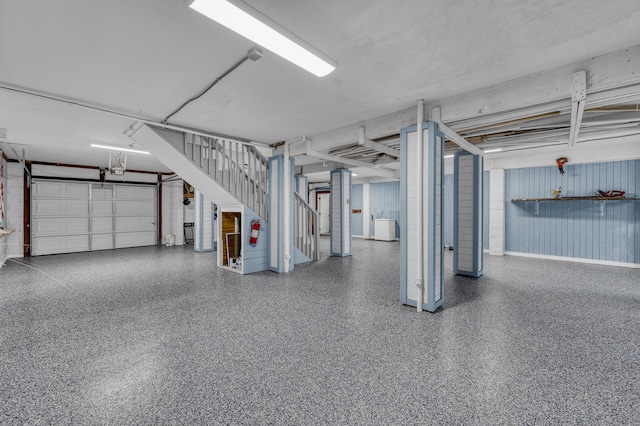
(31, 180), (157, 256)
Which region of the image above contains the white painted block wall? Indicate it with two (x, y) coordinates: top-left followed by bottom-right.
(489, 168), (505, 256)
(6, 162), (24, 258)
(161, 180), (184, 245)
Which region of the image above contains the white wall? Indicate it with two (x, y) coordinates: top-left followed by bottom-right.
(6, 162), (24, 258)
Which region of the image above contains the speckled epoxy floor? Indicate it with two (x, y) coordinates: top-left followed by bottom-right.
(1, 238), (639, 424)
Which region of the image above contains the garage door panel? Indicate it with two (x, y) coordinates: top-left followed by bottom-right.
(115, 186), (155, 200)
(116, 231), (156, 248)
(92, 187), (113, 199)
(32, 180), (156, 256)
(91, 217), (114, 233)
(91, 234), (114, 251)
(32, 217), (89, 237)
(32, 181), (89, 198)
(115, 200), (155, 216)
(92, 200), (113, 215)
(33, 199), (89, 216)
(32, 235), (89, 256)
(116, 216), (156, 232)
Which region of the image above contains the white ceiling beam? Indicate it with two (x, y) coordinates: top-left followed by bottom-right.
(305, 141), (397, 178)
(309, 106), (416, 152)
(434, 46), (640, 130)
(432, 107), (484, 157)
(358, 127), (400, 158)
(569, 71), (587, 147)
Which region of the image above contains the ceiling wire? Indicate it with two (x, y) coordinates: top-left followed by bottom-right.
(162, 46), (263, 125)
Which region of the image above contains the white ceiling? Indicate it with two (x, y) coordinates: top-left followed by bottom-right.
(2, 0), (640, 173)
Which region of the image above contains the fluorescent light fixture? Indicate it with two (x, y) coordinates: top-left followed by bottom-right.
(484, 148), (503, 154)
(189, 0), (336, 77)
(91, 144), (150, 155)
(444, 154), (454, 159)
(352, 173), (358, 176)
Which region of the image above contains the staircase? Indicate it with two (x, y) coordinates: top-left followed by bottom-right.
(130, 123), (320, 264)
(130, 124), (268, 218)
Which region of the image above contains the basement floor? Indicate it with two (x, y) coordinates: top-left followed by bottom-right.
(1, 238), (639, 424)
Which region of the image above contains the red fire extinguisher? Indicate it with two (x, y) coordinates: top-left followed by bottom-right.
(249, 220), (260, 245)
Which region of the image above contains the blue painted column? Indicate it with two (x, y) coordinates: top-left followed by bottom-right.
(453, 152), (484, 277)
(330, 168), (352, 257)
(400, 122), (444, 312)
(194, 189), (215, 252)
(268, 155), (294, 272)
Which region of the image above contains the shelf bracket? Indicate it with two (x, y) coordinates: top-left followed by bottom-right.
(600, 200), (605, 217)
(535, 200), (539, 216)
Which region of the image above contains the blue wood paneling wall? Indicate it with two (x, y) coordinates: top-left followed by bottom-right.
(351, 184), (364, 236)
(505, 159), (639, 263)
(443, 174), (454, 246)
(370, 181), (400, 238)
(443, 172), (488, 249)
(242, 205), (269, 274)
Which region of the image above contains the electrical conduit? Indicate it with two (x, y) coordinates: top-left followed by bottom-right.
(416, 99), (425, 312)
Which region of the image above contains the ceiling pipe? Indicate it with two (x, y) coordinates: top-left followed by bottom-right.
(416, 99), (424, 313)
(0, 83), (270, 147)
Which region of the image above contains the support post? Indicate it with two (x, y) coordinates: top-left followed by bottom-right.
(453, 152), (483, 277)
(400, 121), (444, 313)
(329, 168), (352, 257)
(268, 155), (295, 272)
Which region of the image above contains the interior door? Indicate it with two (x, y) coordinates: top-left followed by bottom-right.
(318, 193), (330, 235)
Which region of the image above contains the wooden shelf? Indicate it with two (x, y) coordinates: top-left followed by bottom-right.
(511, 196), (638, 202)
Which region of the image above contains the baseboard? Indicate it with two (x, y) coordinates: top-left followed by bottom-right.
(504, 251), (640, 269)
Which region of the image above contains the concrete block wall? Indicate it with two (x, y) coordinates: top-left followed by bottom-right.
(161, 179), (185, 245)
(6, 162), (24, 258)
(489, 168), (505, 256)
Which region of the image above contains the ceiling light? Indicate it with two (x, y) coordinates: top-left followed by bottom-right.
(188, 0), (336, 77)
(91, 144), (150, 155)
(444, 154), (454, 159)
(352, 173), (358, 176)
(484, 148), (503, 153)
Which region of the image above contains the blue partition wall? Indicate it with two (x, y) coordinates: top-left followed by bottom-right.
(506, 159), (639, 264)
(453, 152), (483, 277)
(351, 184), (364, 236)
(370, 181), (401, 238)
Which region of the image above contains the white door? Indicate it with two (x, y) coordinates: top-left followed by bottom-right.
(31, 180), (157, 256)
(318, 193), (330, 235)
